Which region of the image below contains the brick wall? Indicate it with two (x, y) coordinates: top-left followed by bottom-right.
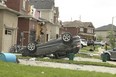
(6, 0), (30, 14)
(60, 27), (79, 36)
(17, 18), (29, 46)
(5, 0), (20, 11)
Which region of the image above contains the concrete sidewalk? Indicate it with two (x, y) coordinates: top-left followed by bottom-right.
(19, 59), (116, 74)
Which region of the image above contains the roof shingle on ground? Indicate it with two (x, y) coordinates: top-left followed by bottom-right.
(95, 24), (116, 31)
(29, 0), (54, 9)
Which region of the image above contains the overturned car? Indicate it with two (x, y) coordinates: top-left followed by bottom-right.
(22, 32), (81, 58)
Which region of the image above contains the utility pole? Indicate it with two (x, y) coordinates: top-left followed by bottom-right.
(79, 15), (81, 21)
(111, 16), (116, 48)
(71, 17), (72, 21)
(112, 17), (114, 32)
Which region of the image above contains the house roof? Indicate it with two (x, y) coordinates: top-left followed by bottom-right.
(19, 15), (42, 22)
(39, 17), (50, 22)
(63, 20), (94, 28)
(95, 24), (116, 31)
(29, 0), (54, 9)
(83, 22), (95, 28)
(0, 5), (20, 15)
(63, 20), (84, 27)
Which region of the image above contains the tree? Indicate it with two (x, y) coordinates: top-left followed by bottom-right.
(108, 31), (116, 49)
(97, 35), (103, 41)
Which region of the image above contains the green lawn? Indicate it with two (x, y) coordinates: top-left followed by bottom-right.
(76, 45), (112, 59)
(80, 45), (100, 52)
(0, 61), (116, 77)
(80, 45), (111, 53)
(76, 53), (100, 59)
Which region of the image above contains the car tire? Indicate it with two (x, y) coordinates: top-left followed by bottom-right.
(62, 32), (72, 44)
(27, 42), (36, 53)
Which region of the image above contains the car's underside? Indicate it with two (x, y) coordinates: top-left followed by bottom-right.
(21, 32), (81, 58)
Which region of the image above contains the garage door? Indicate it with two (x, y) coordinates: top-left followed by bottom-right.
(2, 29), (13, 52)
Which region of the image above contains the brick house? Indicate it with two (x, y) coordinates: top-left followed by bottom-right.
(60, 20), (95, 40)
(5, 0), (42, 46)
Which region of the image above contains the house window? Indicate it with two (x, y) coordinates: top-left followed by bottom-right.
(5, 29), (12, 35)
(38, 11), (41, 18)
(22, 0), (26, 10)
(80, 28), (83, 32)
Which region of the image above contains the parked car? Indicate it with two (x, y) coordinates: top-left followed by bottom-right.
(80, 39), (87, 48)
(87, 40), (94, 46)
(21, 32), (81, 58)
(101, 48), (116, 61)
(94, 41), (105, 46)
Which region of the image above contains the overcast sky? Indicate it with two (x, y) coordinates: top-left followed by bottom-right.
(55, 0), (116, 28)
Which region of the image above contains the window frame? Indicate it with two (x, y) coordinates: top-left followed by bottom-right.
(5, 28), (12, 35)
(80, 27), (84, 32)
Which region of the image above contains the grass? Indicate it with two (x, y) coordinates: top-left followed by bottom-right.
(75, 45), (101, 59)
(77, 45), (112, 59)
(0, 61), (116, 77)
(76, 53), (101, 59)
(80, 45), (111, 53)
(80, 45), (101, 53)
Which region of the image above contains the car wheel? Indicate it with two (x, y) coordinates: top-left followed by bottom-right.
(62, 33), (72, 43)
(27, 42), (36, 53)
